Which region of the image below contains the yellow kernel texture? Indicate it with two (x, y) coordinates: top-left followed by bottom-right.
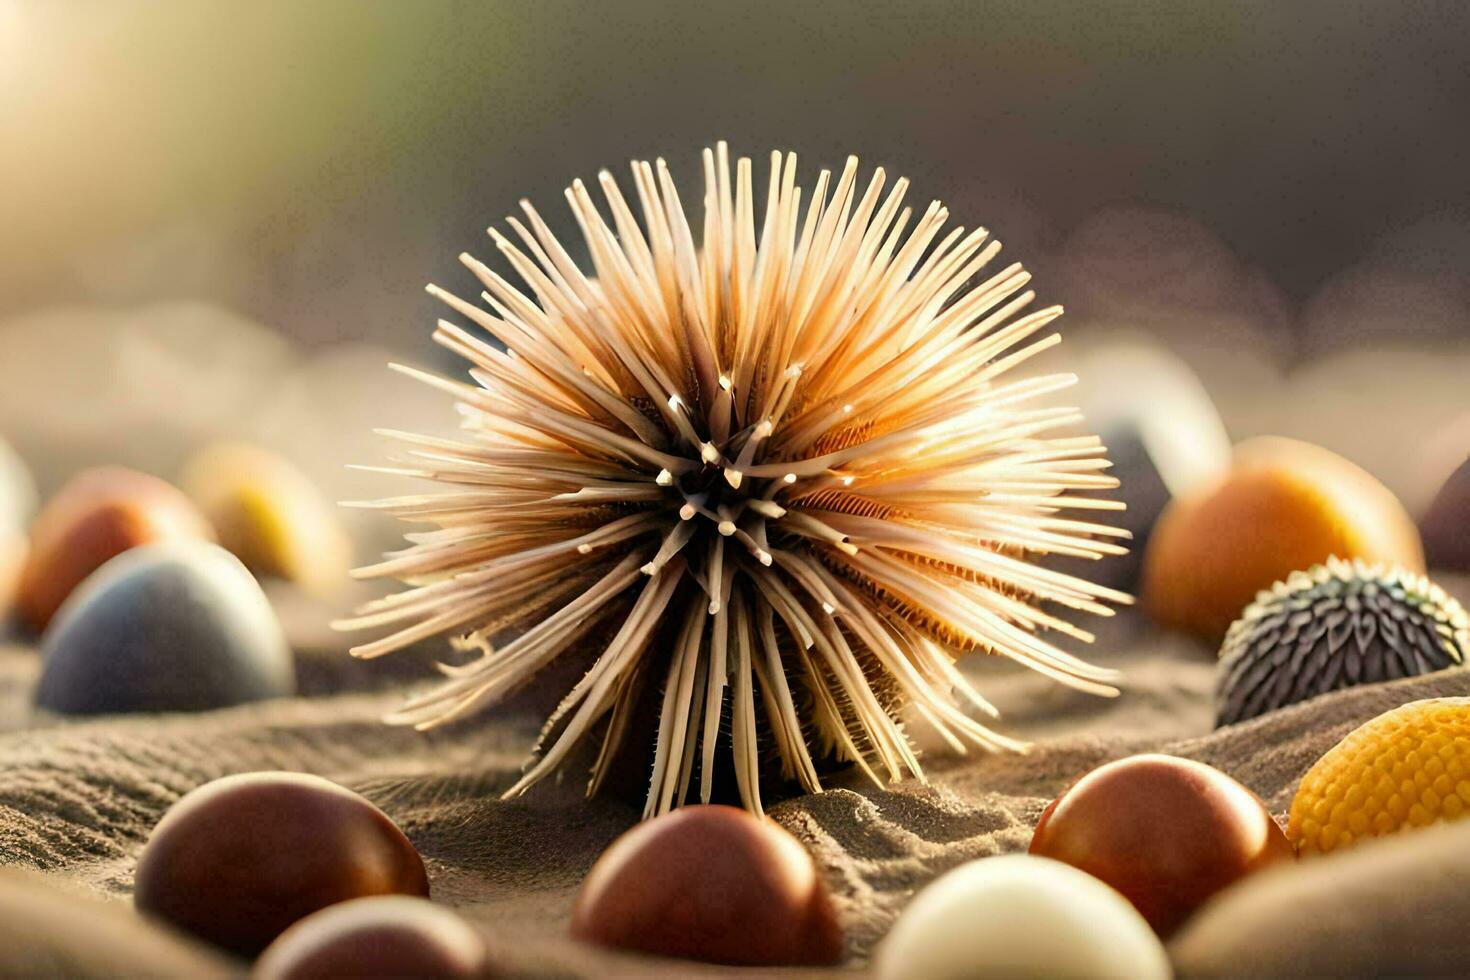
(1289, 698), (1470, 855)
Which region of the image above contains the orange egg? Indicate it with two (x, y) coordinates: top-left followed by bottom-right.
(1289, 698), (1470, 855)
(1143, 437), (1423, 640)
(17, 467), (213, 631)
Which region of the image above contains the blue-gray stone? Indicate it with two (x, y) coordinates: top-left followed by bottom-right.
(36, 542), (294, 715)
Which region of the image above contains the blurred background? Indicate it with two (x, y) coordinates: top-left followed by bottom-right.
(2, 0), (1468, 557)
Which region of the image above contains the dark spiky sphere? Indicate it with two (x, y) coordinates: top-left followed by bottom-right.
(1216, 557), (1469, 728)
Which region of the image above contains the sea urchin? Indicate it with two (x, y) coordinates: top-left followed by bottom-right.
(337, 144), (1129, 817)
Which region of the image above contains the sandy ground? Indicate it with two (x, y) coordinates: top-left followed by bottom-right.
(1, 575), (1468, 977)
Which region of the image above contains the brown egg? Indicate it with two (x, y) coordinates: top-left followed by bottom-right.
(1142, 437), (1424, 640)
(254, 896), (492, 980)
(1421, 456), (1470, 572)
(570, 805), (843, 966)
(1029, 753), (1293, 937)
(134, 772), (429, 956)
(17, 467), (213, 631)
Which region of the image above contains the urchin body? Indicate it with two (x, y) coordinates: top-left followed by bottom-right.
(338, 145), (1127, 816)
(1217, 558), (1469, 727)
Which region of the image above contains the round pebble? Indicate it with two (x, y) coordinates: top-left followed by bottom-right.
(254, 896), (491, 980)
(874, 854), (1170, 980)
(35, 541), (294, 715)
(135, 772), (429, 956)
(1143, 436), (1424, 640)
(17, 466), (213, 631)
(1421, 456), (1470, 572)
(1030, 753), (1293, 937)
(182, 442), (351, 597)
(1216, 558), (1468, 727)
(570, 804), (843, 966)
(1289, 697), (1470, 855)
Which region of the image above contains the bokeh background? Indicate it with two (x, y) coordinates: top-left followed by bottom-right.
(3, 0), (1468, 556)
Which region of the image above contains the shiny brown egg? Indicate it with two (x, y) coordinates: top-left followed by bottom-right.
(1029, 753), (1293, 936)
(571, 804), (843, 966)
(253, 896), (492, 980)
(134, 772), (429, 956)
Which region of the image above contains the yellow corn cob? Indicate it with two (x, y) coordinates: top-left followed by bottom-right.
(1289, 697), (1470, 855)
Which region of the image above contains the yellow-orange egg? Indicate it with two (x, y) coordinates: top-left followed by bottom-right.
(181, 443), (351, 598)
(1143, 437), (1423, 640)
(1288, 698), (1470, 855)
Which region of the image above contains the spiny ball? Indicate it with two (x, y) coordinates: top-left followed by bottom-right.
(1288, 697), (1470, 855)
(339, 144), (1127, 818)
(1216, 558), (1468, 727)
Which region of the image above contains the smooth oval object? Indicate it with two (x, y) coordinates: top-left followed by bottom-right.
(570, 804), (842, 966)
(1143, 437), (1424, 640)
(0, 435), (37, 534)
(0, 529), (26, 619)
(36, 541), (294, 715)
(875, 854), (1169, 980)
(182, 442), (351, 597)
(1421, 456), (1470, 572)
(1030, 753), (1292, 937)
(254, 896), (491, 980)
(134, 771), (430, 956)
(1172, 818), (1470, 978)
(1289, 697), (1470, 855)
(0, 867), (235, 979)
(18, 466), (213, 631)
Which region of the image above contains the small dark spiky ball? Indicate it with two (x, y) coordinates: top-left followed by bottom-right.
(1216, 557), (1470, 727)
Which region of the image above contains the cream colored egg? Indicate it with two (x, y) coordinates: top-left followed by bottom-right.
(875, 854), (1170, 980)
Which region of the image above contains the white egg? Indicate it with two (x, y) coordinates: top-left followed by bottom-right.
(875, 854), (1171, 980)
